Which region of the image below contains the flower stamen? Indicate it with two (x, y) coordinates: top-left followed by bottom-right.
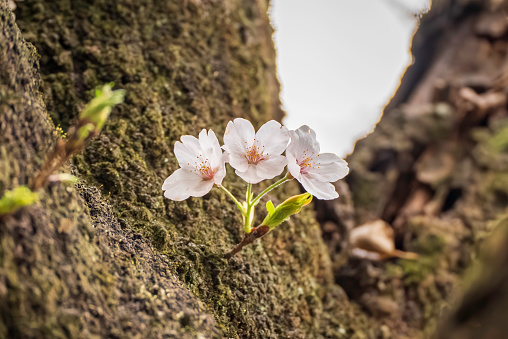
(298, 156), (314, 175)
(190, 155), (216, 180)
(245, 142), (266, 164)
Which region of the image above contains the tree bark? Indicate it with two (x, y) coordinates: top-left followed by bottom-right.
(1, 0), (371, 338)
(3, 0), (508, 338)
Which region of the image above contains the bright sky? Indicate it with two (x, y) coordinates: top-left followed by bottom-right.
(270, 0), (430, 156)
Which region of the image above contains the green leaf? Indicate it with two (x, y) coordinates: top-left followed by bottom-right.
(261, 193), (312, 230)
(0, 186), (39, 216)
(79, 83), (125, 133)
(77, 123), (95, 142)
(266, 200), (275, 214)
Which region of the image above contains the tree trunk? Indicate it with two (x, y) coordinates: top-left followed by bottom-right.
(1, 0), (370, 338)
(2, 0), (508, 338)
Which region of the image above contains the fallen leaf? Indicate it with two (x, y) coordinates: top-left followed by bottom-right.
(349, 219), (418, 260)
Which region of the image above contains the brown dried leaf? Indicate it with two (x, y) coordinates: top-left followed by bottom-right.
(349, 220), (418, 260)
(459, 87), (506, 112)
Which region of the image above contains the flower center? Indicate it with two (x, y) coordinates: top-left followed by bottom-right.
(190, 156), (216, 180)
(198, 163), (216, 180)
(298, 150), (320, 175)
(245, 142), (266, 164)
(298, 157), (313, 175)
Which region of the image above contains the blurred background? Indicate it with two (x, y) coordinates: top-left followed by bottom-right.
(270, 0), (430, 156)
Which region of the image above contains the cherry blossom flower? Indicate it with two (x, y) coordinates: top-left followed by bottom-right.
(223, 118), (289, 184)
(162, 129), (226, 201)
(286, 125), (349, 200)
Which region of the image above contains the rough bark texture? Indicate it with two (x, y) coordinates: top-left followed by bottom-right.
(2, 0), (508, 338)
(1, 0), (371, 338)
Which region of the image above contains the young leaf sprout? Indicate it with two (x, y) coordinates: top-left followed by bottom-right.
(0, 83), (124, 219)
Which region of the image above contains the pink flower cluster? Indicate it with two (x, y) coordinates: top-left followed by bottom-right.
(162, 119), (349, 200)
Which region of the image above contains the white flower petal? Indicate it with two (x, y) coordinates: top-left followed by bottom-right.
(174, 136), (202, 170)
(180, 135), (202, 155)
(299, 176), (339, 200)
(223, 118), (255, 155)
(286, 152), (302, 180)
(199, 129), (223, 169)
(228, 153), (249, 172)
(315, 153), (342, 164)
(235, 164), (265, 184)
(286, 125), (348, 199)
(214, 164), (227, 185)
(286, 130), (301, 159)
(289, 125), (320, 158)
(255, 155), (287, 181)
(308, 157), (349, 182)
(162, 168), (214, 201)
(255, 120), (289, 155)
(223, 118), (291, 183)
(222, 152), (230, 163)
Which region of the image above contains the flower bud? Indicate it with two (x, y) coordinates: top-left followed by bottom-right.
(261, 193), (312, 229)
(79, 83), (125, 132)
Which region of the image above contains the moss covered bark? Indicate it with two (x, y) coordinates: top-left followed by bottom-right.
(5, 0), (508, 337)
(1, 3), (219, 338)
(1, 0), (376, 338)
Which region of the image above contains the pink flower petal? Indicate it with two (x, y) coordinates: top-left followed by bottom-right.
(300, 176), (339, 200)
(255, 155), (287, 181)
(162, 168), (215, 201)
(223, 118), (255, 155)
(255, 120), (289, 155)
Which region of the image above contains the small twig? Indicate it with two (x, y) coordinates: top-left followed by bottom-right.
(31, 139), (72, 190)
(224, 225), (270, 259)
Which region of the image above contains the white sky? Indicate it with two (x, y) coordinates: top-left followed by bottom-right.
(270, 0), (430, 156)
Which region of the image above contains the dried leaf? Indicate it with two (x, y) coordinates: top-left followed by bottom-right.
(349, 219), (418, 260)
(459, 87), (506, 112)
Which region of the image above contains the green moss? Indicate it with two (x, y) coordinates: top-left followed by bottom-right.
(1, 2), (219, 337)
(1, 0), (379, 338)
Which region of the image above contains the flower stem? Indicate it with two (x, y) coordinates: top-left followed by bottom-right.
(246, 183), (252, 202)
(225, 225), (270, 259)
(244, 183), (254, 233)
(217, 185), (245, 215)
(251, 173), (291, 207)
(225, 175), (291, 257)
